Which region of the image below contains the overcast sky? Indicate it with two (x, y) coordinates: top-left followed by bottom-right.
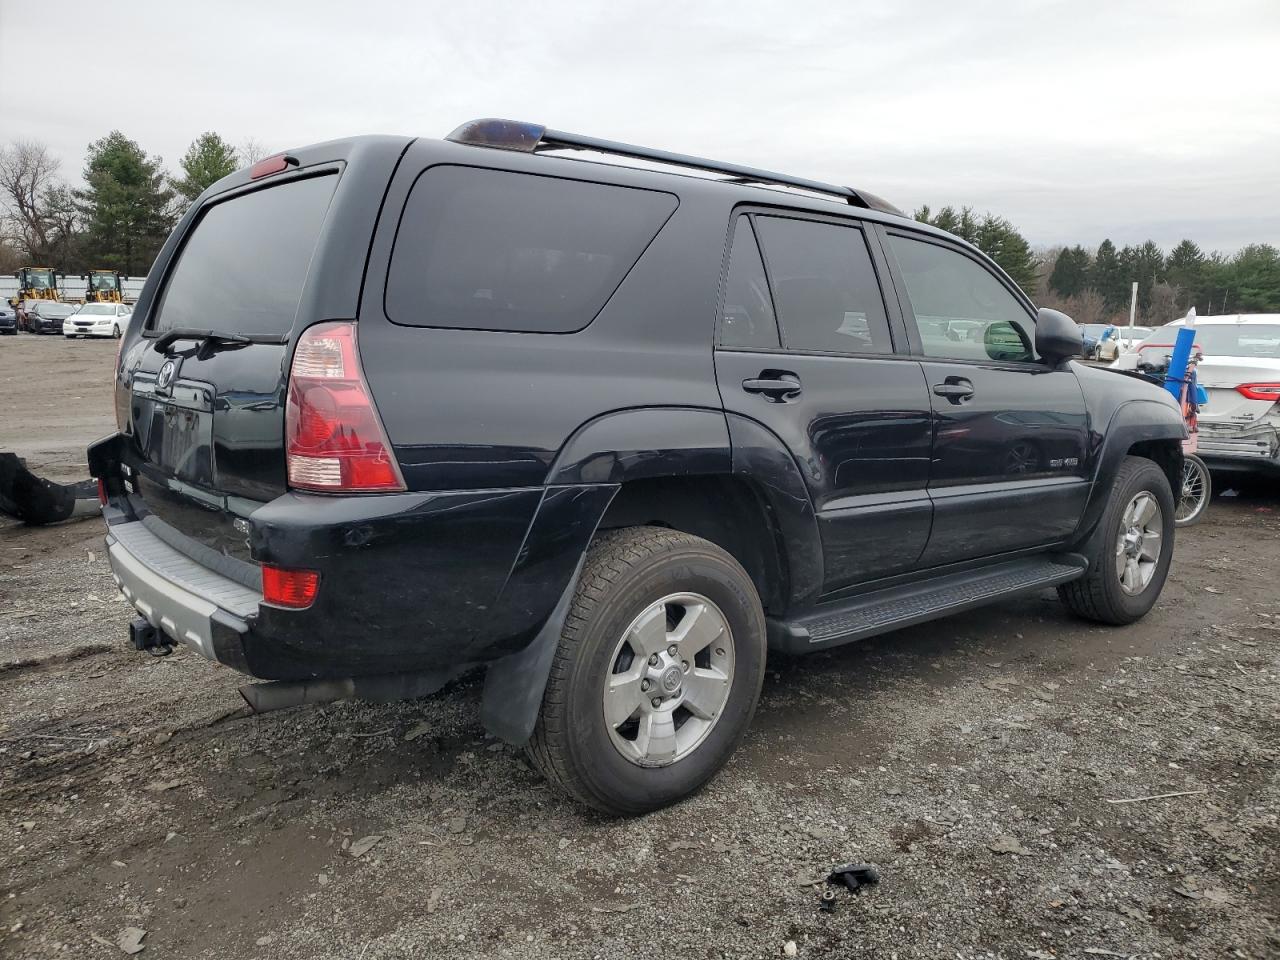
(2, 0), (1277, 253)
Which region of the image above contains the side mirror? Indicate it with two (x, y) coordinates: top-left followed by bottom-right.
(1035, 308), (1083, 366)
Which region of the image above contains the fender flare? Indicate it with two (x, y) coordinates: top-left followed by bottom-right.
(482, 406), (731, 745)
(1070, 397), (1186, 552)
(544, 405), (732, 485)
(724, 413), (824, 607)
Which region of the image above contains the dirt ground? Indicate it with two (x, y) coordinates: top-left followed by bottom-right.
(1, 334), (1277, 960)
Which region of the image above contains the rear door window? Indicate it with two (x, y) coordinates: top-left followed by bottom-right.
(385, 166), (678, 333)
(151, 173), (338, 337)
(718, 217), (780, 349)
(752, 216), (893, 355)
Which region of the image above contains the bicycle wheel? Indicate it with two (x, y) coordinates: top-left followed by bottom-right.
(1175, 454), (1211, 526)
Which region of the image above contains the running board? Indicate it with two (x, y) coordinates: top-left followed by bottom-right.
(767, 555), (1087, 655)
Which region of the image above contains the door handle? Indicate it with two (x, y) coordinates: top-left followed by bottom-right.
(742, 372), (802, 402)
(932, 377), (975, 403)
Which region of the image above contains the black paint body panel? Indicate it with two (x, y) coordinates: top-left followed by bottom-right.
(93, 133), (1186, 687)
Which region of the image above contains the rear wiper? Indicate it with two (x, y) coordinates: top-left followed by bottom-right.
(151, 328), (285, 352)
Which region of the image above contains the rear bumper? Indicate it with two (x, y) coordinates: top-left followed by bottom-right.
(91, 433), (617, 681)
(107, 520), (259, 668)
(1197, 424), (1280, 476)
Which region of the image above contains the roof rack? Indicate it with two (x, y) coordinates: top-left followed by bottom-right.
(445, 118), (905, 218)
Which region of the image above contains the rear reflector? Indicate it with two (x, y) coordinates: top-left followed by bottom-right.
(262, 565), (320, 609)
(1236, 382), (1280, 401)
(286, 322), (406, 492)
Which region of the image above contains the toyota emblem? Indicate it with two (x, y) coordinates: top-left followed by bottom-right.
(156, 360), (176, 390)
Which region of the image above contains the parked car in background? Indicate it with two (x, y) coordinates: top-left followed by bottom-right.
(1174, 315), (1280, 479)
(25, 301), (77, 335)
(1096, 325), (1152, 362)
(1078, 323), (1112, 359)
(64, 302), (132, 338)
(0, 304), (16, 335)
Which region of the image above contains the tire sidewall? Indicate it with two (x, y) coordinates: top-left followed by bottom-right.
(1099, 460), (1176, 619)
(560, 546), (766, 813)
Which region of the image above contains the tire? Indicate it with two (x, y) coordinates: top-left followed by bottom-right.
(112, 324), (121, 338)
(1059, 455), (1175, 625)
(527, 526), (767, 815)
(1175, 455), (1211, 526)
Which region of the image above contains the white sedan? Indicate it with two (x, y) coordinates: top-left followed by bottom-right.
(64, 302), (132, 339)
(1116, 314), (1280, 479)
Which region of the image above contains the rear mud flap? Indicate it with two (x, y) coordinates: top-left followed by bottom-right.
(480, 556), (586, 746)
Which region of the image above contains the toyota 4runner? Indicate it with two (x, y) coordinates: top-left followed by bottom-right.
(90, 120), (1186, 814)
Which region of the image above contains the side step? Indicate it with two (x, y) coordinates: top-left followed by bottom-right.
(767, 555), (1087, 655)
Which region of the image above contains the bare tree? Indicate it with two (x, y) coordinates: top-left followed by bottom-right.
(238, 137), (272, 165)
(0, 141), (76, 263)
(1147, 281), (1181, 324)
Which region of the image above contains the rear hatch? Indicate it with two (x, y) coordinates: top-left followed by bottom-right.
(121, 170), (342, 563)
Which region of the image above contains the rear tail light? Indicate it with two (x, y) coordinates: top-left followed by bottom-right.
(286, 321), (406, 492)
(97, 478), (107, 506)
(262, 564), (320, 609)
(1236, 382), (1280, 401)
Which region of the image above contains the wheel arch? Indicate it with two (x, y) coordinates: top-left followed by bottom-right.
(1070, 398), (1185, 551)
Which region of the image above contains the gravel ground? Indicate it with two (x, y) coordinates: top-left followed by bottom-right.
(1, 334), (1277, 959)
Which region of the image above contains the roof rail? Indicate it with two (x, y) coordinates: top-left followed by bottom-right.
(445, 118), (906, 217)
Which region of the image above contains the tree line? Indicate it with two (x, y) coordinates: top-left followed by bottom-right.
(4, 137), (1277, 321)
(0, 133), (269, 277)
(914, 203), (1280, 325)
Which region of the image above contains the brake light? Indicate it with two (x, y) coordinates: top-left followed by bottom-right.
(262, 565), (320, 609)
(286, 322), (405, 492)
(249, 154), (295, 179)
(97, 478), (107, 506)
(1236, 382), (1280, 401)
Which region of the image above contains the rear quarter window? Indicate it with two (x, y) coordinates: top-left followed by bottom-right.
(150, 173), (338, 337)
(385, 166), (678, 333)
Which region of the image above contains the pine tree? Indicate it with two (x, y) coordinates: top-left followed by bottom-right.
(74, 132), (175, 276)
(1091, 240), (1127, 311)
(173, 132), (239, 203)
(1049, 245), (1091, 297)
(1165, 240), (1207, 311)
(973, 214), (1036, 294)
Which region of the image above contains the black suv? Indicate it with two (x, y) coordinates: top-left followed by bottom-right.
(90, 120), (1186, 814)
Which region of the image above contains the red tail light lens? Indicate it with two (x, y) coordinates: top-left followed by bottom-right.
(97, 478), (107, 506)
(286, 322), (406, 492)
(1236, 382), (1280, 401)
(262, 564), (320, 609)
(250, 154), (292, 179)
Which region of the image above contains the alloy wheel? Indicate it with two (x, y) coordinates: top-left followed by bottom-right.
(1114, 491), (1163, 595)
(602, 592), (734, 768)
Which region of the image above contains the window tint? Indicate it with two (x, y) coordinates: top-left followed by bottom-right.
(888, 234), (1035, 362)
(719, 218), (779, 349)
(386, 166), (677, 333)
(753, 216), (892, 354)
(152, 174), (337, 336)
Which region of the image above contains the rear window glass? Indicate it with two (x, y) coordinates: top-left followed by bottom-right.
(1191, 324), (1280, 358)
(150, 174), (338, 336)
(385, 166), (677, 333)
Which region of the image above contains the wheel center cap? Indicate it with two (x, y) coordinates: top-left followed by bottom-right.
(659, 665), (683, 694)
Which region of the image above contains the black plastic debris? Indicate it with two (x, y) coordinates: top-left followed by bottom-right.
(827, 862), (880, 893)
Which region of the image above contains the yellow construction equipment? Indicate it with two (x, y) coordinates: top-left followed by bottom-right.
(10, 266), (59, 305)
(84, 269), (124, 304)
(9, 267), (60, 330)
